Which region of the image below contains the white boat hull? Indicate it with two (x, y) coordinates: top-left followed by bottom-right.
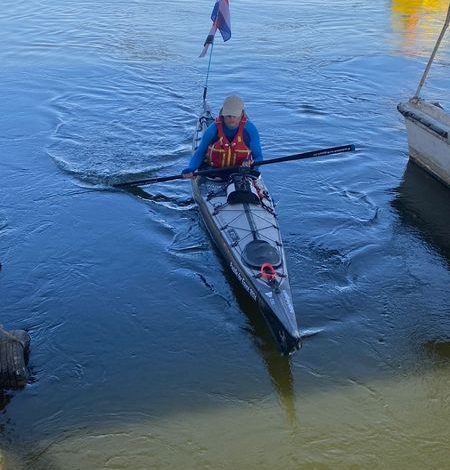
(398, 99), (450, 187)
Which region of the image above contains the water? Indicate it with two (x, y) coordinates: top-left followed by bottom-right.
(1, 0), (449, 468)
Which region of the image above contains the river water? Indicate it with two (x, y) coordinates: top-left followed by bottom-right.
(1, 0), (449, 468)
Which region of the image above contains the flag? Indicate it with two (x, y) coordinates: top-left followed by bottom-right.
(200, 0), (231, 58)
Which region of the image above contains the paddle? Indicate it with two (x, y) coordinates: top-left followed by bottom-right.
(115, 144), (355, 188)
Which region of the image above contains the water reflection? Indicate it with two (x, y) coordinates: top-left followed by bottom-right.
(391, 0), (450, 53)
(119, 183), (299, 425)
(392, 161), (450, 264)
(224, 269), (298, 427)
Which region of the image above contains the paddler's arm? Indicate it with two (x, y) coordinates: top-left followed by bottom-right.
(245, 121), (263, 164)
(182, 123), (218, 178)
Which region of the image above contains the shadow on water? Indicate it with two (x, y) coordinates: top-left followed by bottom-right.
(129, 185), (307, 426)
(424, 340), (450, 361)
(119, 184), (299, 425)
(0, 392), (12, 413)
(219, 260), (298, 427)
(391, 160), (450, 265)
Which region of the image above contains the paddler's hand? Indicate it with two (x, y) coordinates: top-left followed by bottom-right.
(242, 158), (253, 168)
(182, 168), (194, 179)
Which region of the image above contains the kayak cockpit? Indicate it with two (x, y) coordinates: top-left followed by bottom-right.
(242, 239), (282, 269)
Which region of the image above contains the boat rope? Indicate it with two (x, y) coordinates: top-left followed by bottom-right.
(206, 186), (227, 201)
(217, 210), (278, 239)
(216, 206), (278, 231)
(243, 203), (258, 240)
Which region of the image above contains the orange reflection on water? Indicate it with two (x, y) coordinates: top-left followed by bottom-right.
(391, 0), (450, 55)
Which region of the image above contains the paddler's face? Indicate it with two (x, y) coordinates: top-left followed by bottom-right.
(223, 113), (241, 129)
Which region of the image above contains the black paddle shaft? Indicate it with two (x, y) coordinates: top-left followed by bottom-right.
(115, 144), (355, 188)
(258, 144), (355, 166)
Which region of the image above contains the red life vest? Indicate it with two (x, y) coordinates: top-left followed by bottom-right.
(206, 116), (252, 168)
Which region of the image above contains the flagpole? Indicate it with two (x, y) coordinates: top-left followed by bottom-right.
(200, 0), (231, 104)
(202, 38), (215, 103)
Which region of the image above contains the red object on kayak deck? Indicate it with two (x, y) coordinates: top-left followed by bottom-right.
(260, 262), (277, 281)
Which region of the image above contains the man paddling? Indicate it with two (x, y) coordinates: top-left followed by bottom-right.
(182, 95), (263, 178)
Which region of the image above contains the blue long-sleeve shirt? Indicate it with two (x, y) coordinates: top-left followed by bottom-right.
(185, 120), (263, 172)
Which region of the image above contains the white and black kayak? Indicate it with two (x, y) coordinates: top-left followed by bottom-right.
(191, 103), (301, 355)
(115, 106), (353, 353)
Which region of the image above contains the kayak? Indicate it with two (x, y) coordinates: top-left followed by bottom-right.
(191, 103), (301, 355)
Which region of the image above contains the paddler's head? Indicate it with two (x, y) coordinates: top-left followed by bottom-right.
(220, 95), (244, 129)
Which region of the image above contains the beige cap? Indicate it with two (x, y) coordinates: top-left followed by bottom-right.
(221, 95), (244, 117)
